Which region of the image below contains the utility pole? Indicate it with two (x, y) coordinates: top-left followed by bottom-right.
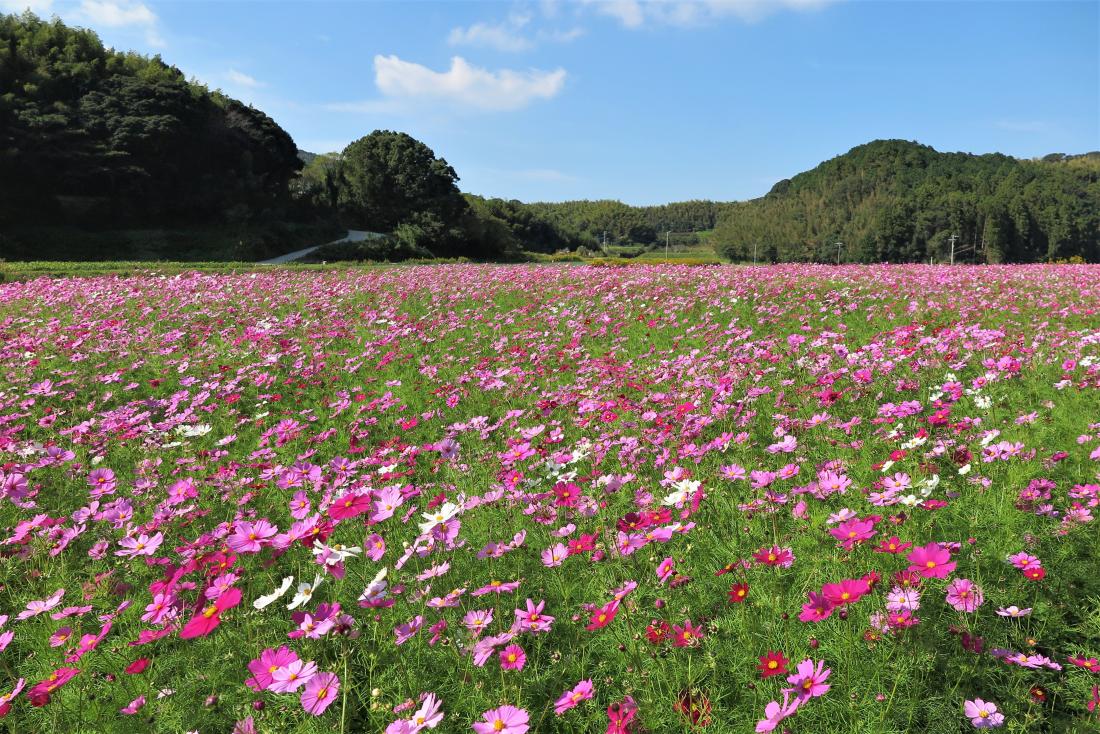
(753, 242), (758, 266)
(835, 241), (844, 265)
(948, 234), (958, 265)
(666, 230), (671, 257)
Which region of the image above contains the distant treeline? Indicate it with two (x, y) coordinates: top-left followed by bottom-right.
(712, 140), (1100, 263)
(522, 200), (731, 245)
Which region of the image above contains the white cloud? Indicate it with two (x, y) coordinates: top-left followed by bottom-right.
(70, 0), (164, 46)
(372, 55), (566, 111)
(593, 0), (645, 28)
(226, 69), (263, 89)
(76, 0), (155, 27)
(0, 0), (54, 12)
(449, 21), (534, 52)
(586, 0), (835, 27)
(449, 8), (583, 52)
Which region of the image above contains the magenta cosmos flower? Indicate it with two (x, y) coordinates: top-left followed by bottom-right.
(906, 542), (956, 578)
(472, 704), (529, 734)
(555, 679), (595, 715)
(798, 591), (834, 623)
(300, 671), (339, 715)
(513, 599), (554, 633)
(963, 698), (1004, 728)
(499, 644), (526, 671)
(821, 578), (870, 607)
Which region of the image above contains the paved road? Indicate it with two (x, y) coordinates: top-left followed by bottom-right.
(259, 230), (378, 264)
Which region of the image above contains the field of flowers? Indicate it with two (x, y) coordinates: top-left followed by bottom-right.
(1, 264), (1098, 734)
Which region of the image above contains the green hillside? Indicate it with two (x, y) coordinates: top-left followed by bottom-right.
(711, 140), (1100, 263)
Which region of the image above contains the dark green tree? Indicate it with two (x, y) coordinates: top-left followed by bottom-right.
(337, 131), (467, 232)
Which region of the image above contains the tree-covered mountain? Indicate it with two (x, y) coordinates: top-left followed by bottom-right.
(0, 11), (302, 229)
(711, 140), (1100, 264)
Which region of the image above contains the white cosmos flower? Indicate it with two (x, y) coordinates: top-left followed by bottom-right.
(418, 502), (460, 534)
(286, 575), (323, 610)
(358, 567), (389, 603)
(253, 575), (294, 610)
(312, 540), (362, 564)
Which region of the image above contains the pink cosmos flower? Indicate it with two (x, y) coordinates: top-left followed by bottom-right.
(246, 646), (299, 691)
(366, 533), (386, 561)
(499, 644), (526, 671)
(271, 659), (319, 693)
(513, 599), (554, 634)
(798, 591), (834, 623)
(906, 543), (956, 578)
(87, 468), (117, 495)
(785, 658), (831, 700)
(179, 587), (241, 639)
(821, 578), (870, 607)
(963, 698), (1004, 728)
(120, 695), (146, 715)
(300, 671), (339, 715)
(226, 520), (277, 553)
(830, 519), (876, 550)
(49, 627), (72, 647)
(755, 691), (801, 733)
(16, 588), (64, 621)
(473, 705), (529, 734)
(554, 680), (595, 715)
(329, 491), (372, 520)
(115, 532), (163, 558)
(945, 578), (984, 612)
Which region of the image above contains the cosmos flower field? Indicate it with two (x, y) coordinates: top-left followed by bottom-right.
(1, 263), (1099, 734)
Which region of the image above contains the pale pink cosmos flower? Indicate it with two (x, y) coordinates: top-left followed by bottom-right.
(963, 698), (1004, 728)
(785, 658), (831, 700)
(755, 691), (801, 732)
(472, 705), (528, 734)
(300, 671), (339, 715)
(945, 578), (984, 612)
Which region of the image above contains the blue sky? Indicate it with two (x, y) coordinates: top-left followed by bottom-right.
(8, 0), (1099, 204)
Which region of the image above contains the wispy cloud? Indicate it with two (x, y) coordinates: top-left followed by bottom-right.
(449, 10), (534, 52)
(71, 0), (164, 46)
(449, 7), (584, 52)
(226, 69), (263, 89)
(586, 0), (836, 27)
(995, 119), (1051, 134)
(360, 54), (566, 112)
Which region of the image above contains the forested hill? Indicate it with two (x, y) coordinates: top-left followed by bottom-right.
(0, 12), (302, 228)
(711, 140), (1100, 263)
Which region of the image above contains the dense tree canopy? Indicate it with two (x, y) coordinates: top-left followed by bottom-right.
(712, 140), (1100, 263)
(336, 131), (467, 233)
(0, 12), (301, 227)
